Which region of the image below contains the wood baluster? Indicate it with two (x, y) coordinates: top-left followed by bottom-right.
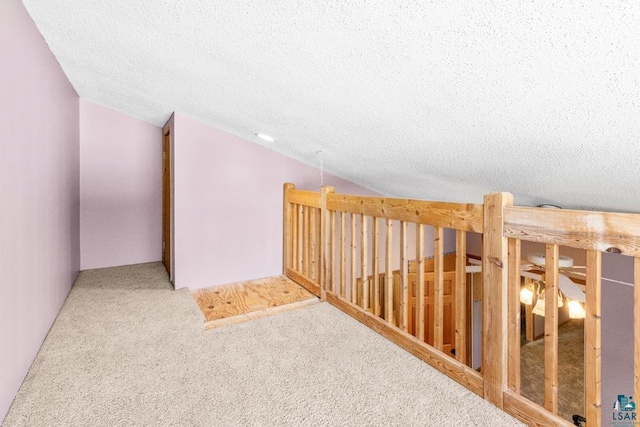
(373, 217), (380, 316)
(434, 226), (444, 351)
(456, 230), (469, 365)
(361, 215), (369, 310)
(350, 213), (357, 304)
(544, 243), (559, 414)
(507, 237), (520, 390)
(385, 219), (393, 324)
(585, 250), (602, 426)
(400, 221), (408, 331)
(416, 224), (425, 340)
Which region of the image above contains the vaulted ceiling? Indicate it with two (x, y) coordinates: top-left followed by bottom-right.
(22, 1), (640, 212)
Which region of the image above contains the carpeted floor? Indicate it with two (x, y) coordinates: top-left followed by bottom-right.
(4, 262), (524, 426)
(520, 319), (585, 423)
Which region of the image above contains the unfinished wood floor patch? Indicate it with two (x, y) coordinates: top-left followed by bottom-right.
(193, 275), (318, 330)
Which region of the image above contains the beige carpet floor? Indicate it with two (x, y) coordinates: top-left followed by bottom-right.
(4, 262), (523, 427)
(520, 319), (585, 423)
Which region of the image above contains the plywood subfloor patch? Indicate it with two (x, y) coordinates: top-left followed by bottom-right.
(193, 275), (318, 330)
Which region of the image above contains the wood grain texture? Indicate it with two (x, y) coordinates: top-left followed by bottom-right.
(292, 203), (298, 271)
(310, 207), (317, 281)
(524, 278), (535, 342)
(482, 192), (513, 408)
(433, 226), (444, 351)
(400, 221), (409, 330)
(327, 194), (484, 232)
(361, 214), (369, 310)
(635, 256), (640, 423)
(320, 186), (335, 300)
(303, 206), (310, 277)
(406, 271), (456, 355)
(503, 390), (574, 427)
(455, 230), (467, 365)
(194, 276), (317, 324)
(416, 224), (425, 340)
(373, 217), (380, 316)
(297, 205), (304, 272)
(203, 298), (320, 330)
(287, 189), (321, 208)
(507, 238), (521, 392)
(162, 119), (173, 279)
(340, 211), (346, 298)
(285, 268), (321, 297)
(544, 244), (559, 414)
(283, 183), (295, 272)
(504, 206), (640, 256)
(585, 250), (602, 427)
(350, 213), (357, 304)
(385, 219), (394, 324)
(326, 291), (484, 397)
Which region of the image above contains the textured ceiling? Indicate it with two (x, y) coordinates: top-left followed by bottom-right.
(22, 0), (640, 212)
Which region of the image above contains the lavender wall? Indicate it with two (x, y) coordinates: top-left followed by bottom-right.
(80, 100), (162, 270)
(0, 0), (80, 422)
(172, 113), (377, 289)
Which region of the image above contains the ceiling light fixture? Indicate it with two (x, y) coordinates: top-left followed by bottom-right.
(256, 133), (275, 143)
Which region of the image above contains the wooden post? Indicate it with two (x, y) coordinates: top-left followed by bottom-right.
(283, 183), (295, 273)
(482, 192), (513, 409)
(320, 186), (335, 301)
(585, 250), (602, 426)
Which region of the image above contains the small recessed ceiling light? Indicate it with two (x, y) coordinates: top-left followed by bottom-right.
(256, 133), (275, 143)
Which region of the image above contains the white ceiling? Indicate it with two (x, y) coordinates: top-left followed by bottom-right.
(22, 0), (640, 212)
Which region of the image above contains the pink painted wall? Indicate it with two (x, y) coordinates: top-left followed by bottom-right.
(172, 113), (378, 289)
(0, 0), (80, 422)
(80, 100), (162, 270)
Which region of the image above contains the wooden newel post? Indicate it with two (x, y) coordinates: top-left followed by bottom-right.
(320, 186), (335, 301)
(283, 183), (295, 274)
(482, 192), (513, 409)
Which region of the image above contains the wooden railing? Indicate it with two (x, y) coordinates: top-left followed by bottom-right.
(282, 183), (323, 296)
(282, 183), (640, 427)
(502, 206), (640, 426)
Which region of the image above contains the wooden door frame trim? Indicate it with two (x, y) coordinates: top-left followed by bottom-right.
(162, 114), (175, 284)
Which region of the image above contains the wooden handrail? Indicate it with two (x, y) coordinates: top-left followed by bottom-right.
(282, 183), (640, 427)
(326, 193), (484, 232)
(504, 205), (640, 256)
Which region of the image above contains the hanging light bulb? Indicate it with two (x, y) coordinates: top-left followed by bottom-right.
(568, 300), (586, 319)
(520, 283), (535, 305)
(532, 291), (546, 316)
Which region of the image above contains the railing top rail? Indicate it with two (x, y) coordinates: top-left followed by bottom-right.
(286, 188), (321, 208)
(504, 206), (640, 256)
(326, 193), (484, 233)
